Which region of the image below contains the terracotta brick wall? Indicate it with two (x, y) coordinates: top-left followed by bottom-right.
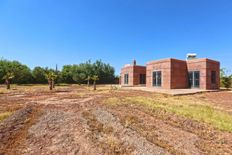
(187, 58), (220, 90)
(206, 59), (220, 89)
(133, 66), (146, 85)
(187, 59), (207, 89)
(120, 66), (134, 86)
(120, 65), (146, 86)
(170, 59), (188, 89)
(146, 59), (172, 89)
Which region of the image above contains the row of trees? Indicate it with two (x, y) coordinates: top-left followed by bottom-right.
(0, 59), (117, 89)
(60, 60), (115, 84)
(220, 68), (232, 88)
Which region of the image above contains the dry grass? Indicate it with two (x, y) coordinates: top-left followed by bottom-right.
(122, 115), (140, 128)
(99, 135), (134, 155)
(104, 95), (232, 132)
(0, 84), (72, 94)
(82, 110), (132, 154)
(0, 112), (12, 121)
(0, 84), (118, 95)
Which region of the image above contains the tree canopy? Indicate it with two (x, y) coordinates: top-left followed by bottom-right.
(0, 59), (33, 84)
(0, 59), (116, 84)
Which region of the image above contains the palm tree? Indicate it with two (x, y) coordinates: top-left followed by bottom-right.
(45, 72), (57, 90)
(2, 72), (14, 89)
(86, 75), (91, 87)
(91, 75), (99, 90)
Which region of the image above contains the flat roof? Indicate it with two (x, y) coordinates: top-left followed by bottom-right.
(186, 58), (220, 64)
(146, 58), (185, 65)
(121, 64), (146, 69)
(146, 58), (219, 65)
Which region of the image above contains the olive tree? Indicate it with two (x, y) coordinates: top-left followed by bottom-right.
(2, 72), (14, 89)
(45, 72), (57, 90)
(92, 75), (99, 90)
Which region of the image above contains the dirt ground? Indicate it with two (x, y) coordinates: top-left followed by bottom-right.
(195, 91), (232, 114)
(0, 85), (232, 155)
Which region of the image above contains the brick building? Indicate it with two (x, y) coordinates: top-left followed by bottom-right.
(120, 60), (146, 86)
(120, 58), (220, 90)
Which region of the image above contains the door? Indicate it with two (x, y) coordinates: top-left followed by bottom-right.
(189, 71), (200, 88)
(124, 74), (129, 84)
(153, 71), (162, 87)
(139, 74), (146, 84)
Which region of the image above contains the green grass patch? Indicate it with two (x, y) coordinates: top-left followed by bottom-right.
(104, 96), (232, 132)
(0, 112), (12, 121)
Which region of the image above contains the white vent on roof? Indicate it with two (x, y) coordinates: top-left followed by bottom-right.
(124, 64), (131, 67)
(186, 53), (197, 60)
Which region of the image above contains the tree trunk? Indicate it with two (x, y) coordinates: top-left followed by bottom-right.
(87, 80), (90, 87)
(49, 80), (52, 90)
(6, 80), (10, 90)
(93, 81), (96, 90)
(52, 80), (55, 88)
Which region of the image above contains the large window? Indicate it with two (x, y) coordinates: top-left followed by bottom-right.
(139, 74), (146, 84)
(124, 74), (129, 84)
(153, 71), (162, 87)
(188, 71), (200, 88)
(211, 71), (216, 84)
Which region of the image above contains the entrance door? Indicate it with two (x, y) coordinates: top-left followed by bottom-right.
(124, 74), (129, 84)
(139, 74), (146, 84)
(189, 71), (200, 88)
(153, 71), (162, 87)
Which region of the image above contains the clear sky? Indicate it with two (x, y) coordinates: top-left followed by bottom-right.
(0, 0), (232, 75)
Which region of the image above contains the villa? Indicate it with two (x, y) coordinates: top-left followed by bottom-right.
(120, 56), (220, 90)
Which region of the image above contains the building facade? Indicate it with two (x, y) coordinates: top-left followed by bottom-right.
(120, 60), (146, 87)
(120, 58), (220, 90)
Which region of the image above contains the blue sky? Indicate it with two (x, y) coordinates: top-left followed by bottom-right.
(0, 0), (232, 75)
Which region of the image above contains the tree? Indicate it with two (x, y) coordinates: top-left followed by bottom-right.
(92, 60), (115, 84)
(91, 75), (99, 90)
(220, 68), (232, 88)
(0, 58), (116, 85)
(60, 60), (115, 84)
(32, 67), (47, 83)
(72, 72), (86, 84)
(86, 75), (91, 87)
(12, 61), (33, 84)
(82, 60), (94, 86)
(61, 65), (75, 83)
(0, 59), (32, 84)
(221, 76), (231, 89)
(45, 72), (57, 90)
(2, 72), (14, 89)
(72, 65), (87, 84)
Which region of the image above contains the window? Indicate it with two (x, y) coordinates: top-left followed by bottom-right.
(139, 74), (146, 84)
(188, 71), (200, 88)
(211, 71), (216, 84)
(124, 74), (129, 84)
(153, 71), (162, 87)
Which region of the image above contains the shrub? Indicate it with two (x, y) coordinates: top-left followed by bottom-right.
(221, 76), (232, 88)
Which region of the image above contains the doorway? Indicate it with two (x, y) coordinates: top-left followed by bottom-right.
(153, 71), (162, 87)
(189, 71), (200, 88)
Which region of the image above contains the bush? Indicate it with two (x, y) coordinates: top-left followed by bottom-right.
(220, 68), (232, 88)
(221, 77), (231, 88)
